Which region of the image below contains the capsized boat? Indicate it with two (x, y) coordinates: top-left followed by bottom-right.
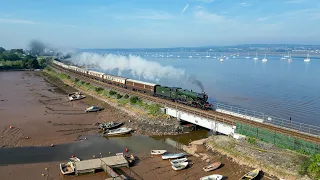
(203, 162), (221, 172)
(151, 150), (167, 155)
(239, 169), (260, 180)
(200, 174), (223, 180)
(99, 121), (124, 130)
(169, 157), (188, 165)
(105, 127), (132, 136)
(59, 157), (81, 175)
(162, 153), (185, 160)
(172, 162), (188, 171)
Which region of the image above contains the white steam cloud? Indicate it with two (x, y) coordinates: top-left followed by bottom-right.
(70, 52), (205, 91)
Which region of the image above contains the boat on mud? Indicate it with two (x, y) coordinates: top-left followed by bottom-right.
(200, 174), (223, 180)
(162, 153), (185, 160)
(85, 106), (104, 112)
(203, 162), (221, 172)
(68, 92), (85, 101)
(99, 121), (124, 130)
(105, 127), (132, 136)
(169, 157), (188, 165)
(125, 154), (135, 165)
(151, 150), (167, 155)
(239, 169), (260, 180)
(172, 162), (188, 171)
(59, 157), (81, 175)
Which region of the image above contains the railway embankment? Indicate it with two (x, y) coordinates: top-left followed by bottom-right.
(202, 135), (319, 180)
(42, 67), (184, 136)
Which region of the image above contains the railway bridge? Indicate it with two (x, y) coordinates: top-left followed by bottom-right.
(51, 64), (320, 145)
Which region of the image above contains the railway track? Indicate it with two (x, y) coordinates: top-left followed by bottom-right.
(51, 65), (320, 144)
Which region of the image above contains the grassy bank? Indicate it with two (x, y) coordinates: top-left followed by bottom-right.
(43, 67), (167, 119)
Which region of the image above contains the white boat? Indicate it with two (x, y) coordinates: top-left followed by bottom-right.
(106, 127), (132, 136)
(162, 152), (185, 160)
(200, 174), (223, 180)
(262, 54), (267, 62)
(151, 150), (167, 155)
(245, 52), (250, 59)
(213, 53), (216, 59)
(219, 54), (224, 62)
(304, 53), (310, 62)
(280, 54), (286, 60)
(172, 162), (188, 171)
(189, 52), (192, 58)
(253, 52), (258, 60)
(68, 92), (85, 101)
(284, 51), (290, 58)
(60, 157), (80, 175)
(206, 52), (210, 58)
(170, 157), (188, 165)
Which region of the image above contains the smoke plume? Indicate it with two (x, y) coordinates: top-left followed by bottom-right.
(28, 40), (76, 57)
(70, 52), (205, 91)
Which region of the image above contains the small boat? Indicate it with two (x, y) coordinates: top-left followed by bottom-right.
(170, 157), (188, 165)
(60, 157), (81, 175)
(162, 153), (185, 160)
(99, 121), (124, 130)
(68, 92), (85, 101)
(172, 162), (188, 171)
(203, 162), (221, 172)
(151, 150), (167, 155)
(85, 106), (104, 112)
(239, 169), (260, 180)
(105, 127), (132, 136)
(124, 154), (135, 165)
(200, 174), (223, 180)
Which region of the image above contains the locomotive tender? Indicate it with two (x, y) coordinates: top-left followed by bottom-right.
(53, 60), (212, 110)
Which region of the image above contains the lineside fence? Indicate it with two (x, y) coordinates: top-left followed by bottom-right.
(213, 102), (320, 137)
(236, 122), (320, 155)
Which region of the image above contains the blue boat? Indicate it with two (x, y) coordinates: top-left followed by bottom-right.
(161, 153), (185, 160)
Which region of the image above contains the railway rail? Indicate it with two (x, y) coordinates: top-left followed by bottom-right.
(51, 65), (320, 144)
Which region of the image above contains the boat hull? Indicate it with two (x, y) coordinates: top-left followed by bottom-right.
(172, 162), (188, 171)
(151, 150), (167, 155)
(200, 174), (223, 180)
(162, 153), (185, 160)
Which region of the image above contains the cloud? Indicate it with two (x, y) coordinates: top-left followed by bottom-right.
(0, 18), (38, 25)
(256, 16), (271, 22)
(182, 4), (189, 13)
(239, 2), (251, 7)
(285, 0), (306, 3)
(197, 0), (215, 3)
(194, 6), (225, 22)
(115, 9), (173, 20)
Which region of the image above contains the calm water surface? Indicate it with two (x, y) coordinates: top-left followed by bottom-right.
(79, 50), (320, 126)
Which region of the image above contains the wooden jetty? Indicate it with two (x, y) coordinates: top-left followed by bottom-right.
(74, 155), (128, 176)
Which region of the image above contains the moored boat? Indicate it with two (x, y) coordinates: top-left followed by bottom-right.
(169, 157), (188, 165)
(151, 150), (167, 155)
(60, 157), (81, 175)
(200, 174), (223, 180)
(105, 127), (132, 136)
(68, 92), (85, 101)
(203, 162), (221, 172)
(239, 169), (260, 180)
(172, 162), (188, 171)
(99, 121), (124, 130)
(162, 153), (185, 160)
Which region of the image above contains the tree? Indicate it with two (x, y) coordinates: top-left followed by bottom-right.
(307, 154), (320, 179)
(0, 47), (5, 54)
(23, 55), (39, 69)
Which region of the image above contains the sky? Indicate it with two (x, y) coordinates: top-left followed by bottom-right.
(0, 0), (320, 49)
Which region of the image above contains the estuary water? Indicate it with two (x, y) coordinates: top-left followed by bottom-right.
(76, 50), (320, 126)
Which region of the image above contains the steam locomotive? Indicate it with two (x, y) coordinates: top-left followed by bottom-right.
(53, 60), (212, 110)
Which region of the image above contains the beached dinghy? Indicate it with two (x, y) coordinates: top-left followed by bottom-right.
(172, 162), (188, 171)
(162, 152), (185, 160)
(105, 127), (132, 136)
(60, 157), (81, 175)
(239, 169), (260, 180)
(169, 157), (188, 165)
(200, 174), (223, 180)
(99, 121), (124, 130)
(203, 162), (221, 172)
(68, 92), (85, 101)
(151, 150), (167, 155)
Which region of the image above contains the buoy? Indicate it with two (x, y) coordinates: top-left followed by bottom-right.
(9, 126), (13, 129)
(50, 144), (54, 147)
(71, 155), (74, 158)
(125, 148), (129, 152)
(45, 168), (48, 170)
(84, 137), (87, 140)
(26, 137), (29, 139)
(41, 174), (45, 176)
(109, 152), (111, 154)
